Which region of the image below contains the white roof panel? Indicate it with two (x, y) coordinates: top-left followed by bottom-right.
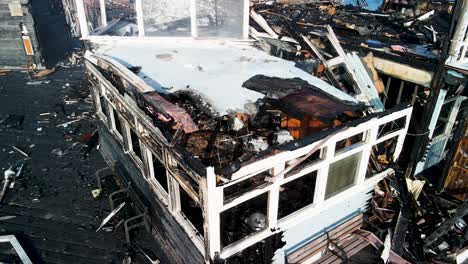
(93, 39), (358, 115)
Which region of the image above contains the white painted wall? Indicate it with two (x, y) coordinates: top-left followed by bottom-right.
(272, 183), (372, 263)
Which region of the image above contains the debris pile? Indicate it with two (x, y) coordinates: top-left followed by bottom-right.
(95, 61), (366, 177)
(250, 1), (451, 69)
(367, 174), (468, 263)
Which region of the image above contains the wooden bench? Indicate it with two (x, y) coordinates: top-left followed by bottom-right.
(287, 213), (368, 264)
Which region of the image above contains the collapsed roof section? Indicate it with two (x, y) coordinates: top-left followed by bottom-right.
(250, 1), (451, 67)
(248, 0), (456, 93)
(242, 75), (363, 122)
(85, 40), (374, 176)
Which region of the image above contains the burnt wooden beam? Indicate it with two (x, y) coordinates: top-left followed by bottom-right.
(424, 201), (468, 247)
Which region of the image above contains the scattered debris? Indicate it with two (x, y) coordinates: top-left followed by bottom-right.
(26, 80), (50, 85)
(138, 247), (161, 264)
(0, 69), (11, 76)
(82, 130), (99, 158)
(33, 68), (56, 78)
(91, 188), (102, 199)
(96, 202), (126, 232)
(56, 118), (82, 128)
(51, 148), (64, 156)
(0, 168), (16, 203)
(0, 114), (24, 129)
(0, 216), (16, 221)
(12, 146), (29, 158)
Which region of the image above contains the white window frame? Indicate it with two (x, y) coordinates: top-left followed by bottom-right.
(145, 148), (170, 198)
(86, 58), (412, 262)
(109, 106), (125, 144)
(126, 122), (145, 172)
(446, 2), (468, 70)
(93, 83), (110, 127)
(416, 93), (467, 173)
(204, 107), (412, 260)
(75, 0), (250, 39)
(174, 180), (205, 252)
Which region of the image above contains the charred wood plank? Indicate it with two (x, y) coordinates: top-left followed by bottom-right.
(424, 201), (468, 247)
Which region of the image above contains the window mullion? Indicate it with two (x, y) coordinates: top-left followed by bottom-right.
(99, 0), (107, 26)
(190, 0), (197, 37)
(268, 164), (284, 228)
(314, 144), (334, 205)
(135, 0), (144, 37)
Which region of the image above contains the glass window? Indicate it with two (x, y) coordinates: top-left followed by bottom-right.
(335, 132), (366, 153)
(325, 152), (362, 199)
(112, 109), (124, 137)
(130, 128), (142, 159)
(285, 149), (323, 177)
(378, 116), (406, 138)
(196, 0), (245, 38)
(142, 0), (191, 36)
(223, 170), (271, 202)
(84, 0), (102, 32)
(99, 96), (109, 117)
(175, 164), (199, 194)
(150, 153), (169, 192)
(278, 171), (317, 219)
(105, 0), (136, 21)
(220, 193), (268, 247)
(180, 187), (204, 236)
(433, 101), (454, 137)
(369, 137), (398, 176)
(99, 0), (138, 36)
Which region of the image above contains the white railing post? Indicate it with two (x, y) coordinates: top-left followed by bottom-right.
(99, 0), (107, 26)
(75, 0), (89, 37)
(136, 0), (145, 37)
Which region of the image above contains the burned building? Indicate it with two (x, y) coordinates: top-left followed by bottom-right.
(249, 0), (468, 183)
(67, 0), (467, 263)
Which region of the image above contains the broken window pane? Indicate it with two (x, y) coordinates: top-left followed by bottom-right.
(285, 150), (323, 177)
(151, 153), (168, 192)
(180, 186), (204, 237)
(278, 170), (317, 219)
(369, 137), (397, 176)
(223, 170), (272, 202)
(196, 0), (245, 38)
(223, 234), (283, 264)
(105, 0), (136, 21)
(335, 132), (366, 153)
(331, 66), (356, 94)
(220, 193), (268, 247)
(141, 0), (191, 36)
(325, 152), (362, 199)
(130, 128), (142, 159)
(433, 100), (454, 137)
(378, 116), (406, 138)
(101, 0), (138, 36)
(84, 0), (102, 32)
(112, 109), (124, 137)
(175, 164), (199, 195)
(99, 96), (109, 118)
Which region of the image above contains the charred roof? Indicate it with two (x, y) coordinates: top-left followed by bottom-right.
(251, 1), (452, 69)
